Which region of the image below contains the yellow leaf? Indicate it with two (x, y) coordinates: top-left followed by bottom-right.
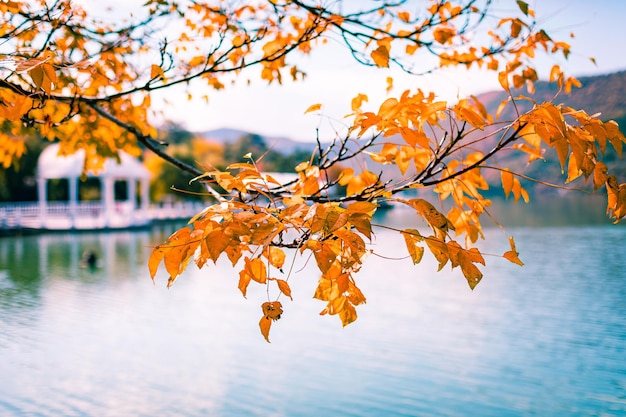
(345, 201), (377, 215)
(312, 242), (338, 274)
(371, 45), (390, 68)
(264, 246), (286, 268)
(503, 236), (524, 266)
(148, 247), (165, 281)
(351, 93), (368, 112)
(566, 152), (582, 183)
(338, 301), (357, 327)
(606, 176), (626, 223)
(498, 71), (511, 94)
(275, 279), (293, 300)
(304, 103), (322, 114)
(262, 301), (283, 320)
(29, 66), (45, 90)
(593, 162), (608, 191)
(238, 257), (268, 297)
(386, 76), (393, 93)
(433, 27), (455, 44)
(424, 237), (449, 271)
(150, 64), (164, 80)
(259, 316), (272, 342)
(401, 229), (424, 265)
(408, 198), (454, 234)
(501, 170), (513, 199)
(348, 212), (373, 240)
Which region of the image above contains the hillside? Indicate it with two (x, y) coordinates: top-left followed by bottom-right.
(198, 127), (319, 155)
(477, 69), (626, 124)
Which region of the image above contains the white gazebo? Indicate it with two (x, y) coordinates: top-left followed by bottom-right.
(36, 143), (151, 229)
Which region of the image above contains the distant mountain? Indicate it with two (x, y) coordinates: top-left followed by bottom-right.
(477, 69), (626, 124)
(197, 127), (319, 155)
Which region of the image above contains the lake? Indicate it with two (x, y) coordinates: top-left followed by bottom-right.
(1, 203), (625, 416)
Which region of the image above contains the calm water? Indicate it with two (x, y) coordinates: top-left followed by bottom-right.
(1, 211), (625, 416)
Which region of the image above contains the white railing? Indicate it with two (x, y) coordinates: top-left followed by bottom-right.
(0, 201), (207, 230)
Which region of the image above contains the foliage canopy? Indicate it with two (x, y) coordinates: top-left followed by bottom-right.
(1, 0), (625, 341)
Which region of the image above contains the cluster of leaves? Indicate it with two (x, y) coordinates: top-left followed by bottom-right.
(2, 1), (626, 341)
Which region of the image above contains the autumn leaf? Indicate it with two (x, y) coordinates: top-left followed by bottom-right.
(348, 213), (373, 240)
(259, 316), (273, 343)
(311, 241), (338, 274)
(424, 237), (449, 271)
(433, 26), (455, 44)
(447, 242), (485, 289)
(503, 236), (524, 266)
(401, 229), (424, 265)
(593, 161), (608, 191)
(371, 45), (390, 67)
(338, 301), (358, 327)
(29, 63), (56, 93)
(262, 301), (283, 320)
(238, 257), (268, 297)
(606, 176), (626, 223)
(386, 76), (393, 93)
(150, 64), (165, 80)
(501, 169), (514, 199)
(205, 228), (230, 262)
(304, 103), (322, 114)
(264, 246), (286, 269)
(408, 199), (455, 235)
(148, 247), (165, 281)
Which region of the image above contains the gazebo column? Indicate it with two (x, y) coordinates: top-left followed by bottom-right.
(102, 177), (115, 228)
(37, 177), (48, 228)
(68, 176), (78, 229)
(127, 178), (136, 223)
(140, 178), (149, 215)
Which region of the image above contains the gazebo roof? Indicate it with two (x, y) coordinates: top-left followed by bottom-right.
(37, 143), (151, 180)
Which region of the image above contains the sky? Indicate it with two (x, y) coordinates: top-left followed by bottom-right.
(83, 0), (626, 142)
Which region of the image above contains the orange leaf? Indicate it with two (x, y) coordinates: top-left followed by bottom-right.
(424, 237), (449, 271)
(346, 201), (377, 215)
(264, 246), (286, 269)
(593, 161), (608, 191)
(262, 301), (283, 320)
(275, 279), (293, 300)
(259, 316), (272, 343)
(304, 103), (322, 114)
(312, 242), (338, 274)
(433, 26), (455, 44)
(205, 229), (229, 262)
(338, 301), (357, 327)
(503, 236), (524, 266)
(247, 257), (267, 283)
(148, 247), (165, 281)
(408, 198), (454, 233)
(348, 213), (373, 240)
(501, 169), (514, 199)
(401, 229), (424, 265)
(371, 45), (390, 67)
(386, 76), (393, 93)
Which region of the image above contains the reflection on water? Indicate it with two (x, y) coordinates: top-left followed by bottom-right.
(0, 219), (625, 416)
